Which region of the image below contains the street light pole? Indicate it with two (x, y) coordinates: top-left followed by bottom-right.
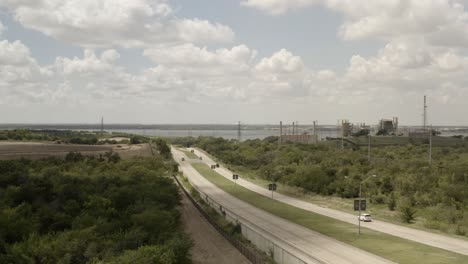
(358, 174), (377, 235)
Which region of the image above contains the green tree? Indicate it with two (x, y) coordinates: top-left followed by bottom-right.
(400, 205), (416, 223)
(388, 193), (397, 211)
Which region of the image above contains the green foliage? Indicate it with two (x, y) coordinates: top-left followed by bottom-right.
(154, 138), (172, 159)
(193, 136), (468, 234)
(193, 163), (468, 264)
(400, 205), (417, 224)
(0, 156), (190, 263)
(0, 129), (101, 144)
(130, 135), (149, 145)
(388, 193), (397, 211)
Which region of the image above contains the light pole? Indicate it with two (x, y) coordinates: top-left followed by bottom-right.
(358, 174), (377, 235)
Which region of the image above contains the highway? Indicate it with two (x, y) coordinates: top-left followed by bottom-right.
(192, 147), (468, 256)
(173, 147), (395, 264)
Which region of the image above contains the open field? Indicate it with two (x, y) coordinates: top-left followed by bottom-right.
(192, 163), (468, 264)
(0, 141), (152, 160)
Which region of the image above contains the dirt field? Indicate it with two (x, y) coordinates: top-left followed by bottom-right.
(0, 142), (153, 160)
(179, 193), (250, 264)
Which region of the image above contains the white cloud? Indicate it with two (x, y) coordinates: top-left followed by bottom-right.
(326, 0), (468, 47)
(255, 49), (304, 73)
(241, 0), (320, 15)
(0, 0), (234, 48)
(0, 40), (53, 104)
(144, 44), (255, 69)
(241, 0), (468, 48)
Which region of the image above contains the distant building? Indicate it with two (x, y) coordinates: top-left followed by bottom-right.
(342, 120), (353, 137)
(379, 117), (398, 134)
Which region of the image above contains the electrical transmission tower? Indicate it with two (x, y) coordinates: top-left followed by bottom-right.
(423, 95), (428, 130)
(101, 116), (104, 135)
(237, 121), (241, 142)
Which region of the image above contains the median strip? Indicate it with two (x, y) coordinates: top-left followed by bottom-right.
(192, 163), (468, 264)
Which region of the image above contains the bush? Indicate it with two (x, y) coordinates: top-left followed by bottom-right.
(400, 205), (416, 223)
(371, 194), (386, 204)
(388, 193), (397, 211)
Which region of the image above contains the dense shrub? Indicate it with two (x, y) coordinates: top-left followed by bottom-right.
(0, 155), (190, 263)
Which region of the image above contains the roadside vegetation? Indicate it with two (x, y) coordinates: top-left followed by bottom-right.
(173, 136), (468, 238)
(192, 163), (468, 264)
(179, 149), (199, 159)
(0, 129), (149, 145)
(177, 173), (274, 263)
(0, 139), (191, 263)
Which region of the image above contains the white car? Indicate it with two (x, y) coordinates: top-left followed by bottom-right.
(358, 214), (372, 222)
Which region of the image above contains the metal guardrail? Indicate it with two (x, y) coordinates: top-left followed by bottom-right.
(173, 175), (267, 264)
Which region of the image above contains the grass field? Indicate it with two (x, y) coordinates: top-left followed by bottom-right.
(192, 163), (468, 264)
(0, 142), (152, 160)
(179, 149), (199, 159)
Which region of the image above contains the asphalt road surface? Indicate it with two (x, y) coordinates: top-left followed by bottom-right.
(173, 147), (394, 264)
(192, 147), (468, 256)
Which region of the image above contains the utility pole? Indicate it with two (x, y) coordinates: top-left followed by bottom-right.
(429, 124), (432, 165)
(368, 133), (371, 162)
(358, 175), (377, 235)
(423, 95), (428, 131)
(292, 122), (295, 135)
(313, 121), (317, 143)
(100, 116), (104, 136)
(279, 121), (283, 145)
(341, 120), (344, 150)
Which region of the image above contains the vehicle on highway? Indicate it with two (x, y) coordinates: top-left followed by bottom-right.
(181, 157), (185, 161)
(358, 214), (372, 222)
(199, 156), (203, 160)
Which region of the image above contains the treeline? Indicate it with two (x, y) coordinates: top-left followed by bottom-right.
(0, 152), (191, 263)
(185, 136), (468, 236)
(0, 129), (150, 145)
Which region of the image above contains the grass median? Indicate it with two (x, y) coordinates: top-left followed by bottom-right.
(179, 149), (198, 159)
(192, 162), (468, 264)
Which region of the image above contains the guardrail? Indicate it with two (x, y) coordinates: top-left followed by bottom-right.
(173, 175), (267, 264)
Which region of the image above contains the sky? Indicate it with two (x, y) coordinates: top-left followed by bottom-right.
(0, 0), (468, 125)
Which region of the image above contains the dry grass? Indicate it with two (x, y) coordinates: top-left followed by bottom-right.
(0, 142), (152, 160)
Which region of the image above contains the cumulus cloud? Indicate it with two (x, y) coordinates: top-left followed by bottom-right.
(144, 44), (255, 69)
(0, 40), (53, 104)
(143, 46), (316, 102)
(326, 0), (468, 47)
(255, 49), (304, 73)
(241, 0), (320, 15)
(242, 0), (468, 48)
(0, 0), (234, 48)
